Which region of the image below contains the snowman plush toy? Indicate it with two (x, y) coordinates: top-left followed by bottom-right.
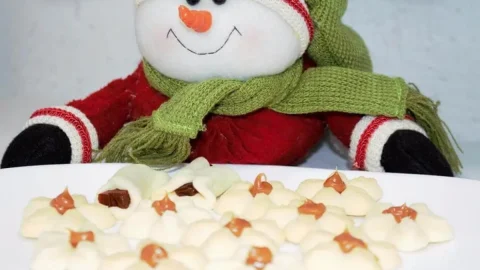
(1, 0), (462, 176)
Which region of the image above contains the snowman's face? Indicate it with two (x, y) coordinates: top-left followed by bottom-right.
(135, 0), (301, 82)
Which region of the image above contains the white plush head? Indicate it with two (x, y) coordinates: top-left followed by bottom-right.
(135, 0), (313, 82)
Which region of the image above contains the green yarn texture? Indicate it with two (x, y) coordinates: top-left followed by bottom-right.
(95, 0), (462, 173)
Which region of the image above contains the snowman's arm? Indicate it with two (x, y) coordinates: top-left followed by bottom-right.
(1, 64), (144, 168)
(64, 75), (137, 151)
(324, 112), (452, 176)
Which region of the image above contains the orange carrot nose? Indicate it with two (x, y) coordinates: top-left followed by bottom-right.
(178, 5), (212, 33)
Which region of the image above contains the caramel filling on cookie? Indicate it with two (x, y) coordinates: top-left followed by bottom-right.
(98, 189), (131, 209)
(152, 195), (177, 216)
(323, 171), (346, 193)
(298, 199), (326, 220)
(382, 204), (418, 223)
(246, 246), (272, 270)
(69, 230), (95, 248)
(334, 231), (367, 253)
(225, 218), (252, 237)
(174, 183), (199, 196)
(249, 173), (273, 197)
(50, 188), (75, 215)
(141, 243), (168, 267)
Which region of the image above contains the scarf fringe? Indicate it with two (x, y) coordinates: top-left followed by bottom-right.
(94, 117), (190, 166)
(406, 84), (463, 174)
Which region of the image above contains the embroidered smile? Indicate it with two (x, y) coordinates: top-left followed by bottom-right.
(166, 27), (242, 55)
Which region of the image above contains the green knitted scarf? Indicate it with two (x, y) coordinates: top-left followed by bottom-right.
(95, 59), (462, 173)
(95, 0), (462, 173)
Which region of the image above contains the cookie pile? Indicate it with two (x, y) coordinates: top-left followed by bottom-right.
(20, 157), (454, 270)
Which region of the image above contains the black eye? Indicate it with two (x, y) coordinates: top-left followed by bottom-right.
(213, 0), (226, 5)
(186, 0), (200, 5)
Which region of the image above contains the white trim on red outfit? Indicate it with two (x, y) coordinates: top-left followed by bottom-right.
(24, 106), (99, 164)
(349, 116), (427, 172)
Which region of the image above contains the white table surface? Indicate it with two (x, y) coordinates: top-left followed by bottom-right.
(1, 0), (479, 179)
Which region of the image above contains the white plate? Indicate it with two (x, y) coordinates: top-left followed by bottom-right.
(1, 163), (479, 270)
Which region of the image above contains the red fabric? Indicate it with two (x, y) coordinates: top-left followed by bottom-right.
(67, 69), (139, 148)
(354, 116), (391, 169)
(302, 54), (317, 70)
(324, 112), (363, 148)
(31, 108), (92, 163)
(189, 111), (325, 165)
